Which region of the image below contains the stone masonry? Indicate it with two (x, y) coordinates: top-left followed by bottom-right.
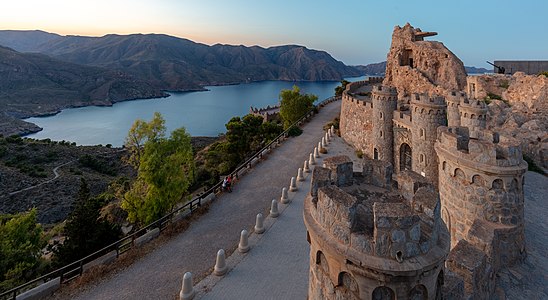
(335, 23), (531, 299)
(304, 156), (452, 300)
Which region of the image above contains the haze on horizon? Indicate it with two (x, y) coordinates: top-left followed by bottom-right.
(1, 0), (546, 68)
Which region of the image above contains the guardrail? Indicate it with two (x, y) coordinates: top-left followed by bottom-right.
(0, 95), (340, 299)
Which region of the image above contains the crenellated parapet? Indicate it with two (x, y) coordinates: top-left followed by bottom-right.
(304, 156), (451, 300)
(435, 126), (527, 274)
(446, 90), (465, 127)
(410, 93), (447, 183)
(458, 98), (488, 134)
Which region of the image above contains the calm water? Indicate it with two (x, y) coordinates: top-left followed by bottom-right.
(25, 77), (365, 146)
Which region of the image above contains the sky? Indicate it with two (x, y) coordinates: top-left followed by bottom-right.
(1, 0), (546, 68)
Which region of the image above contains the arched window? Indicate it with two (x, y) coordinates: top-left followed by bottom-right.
(374, 148), (379, 160)
(380, 112), (383, 119)
(316, 251), (329, 273)
(409, 284), (428, 300)
(380, 130), (383, 138)
(372, 286), (395, 300)
(400, 143), (412, 171)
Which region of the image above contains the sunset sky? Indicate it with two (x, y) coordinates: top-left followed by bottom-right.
(1, 0), (546, 67)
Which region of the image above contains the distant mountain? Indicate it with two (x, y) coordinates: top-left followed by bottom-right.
(0, 30), (61, 52)
(354, 61), (387, 75)
(354, 61), (490, 76)
(0, 31), (361, 92)
(0, 46), (166, 118)
(464, 66), (490, 74)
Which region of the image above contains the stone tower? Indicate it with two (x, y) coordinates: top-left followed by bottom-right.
(435, 127), (527, 268)
(410, 93), (447, 184)
(304, 156), (450, 300)
(458, 98), (488, 134)
(371, 85), (398, 164)
(445, 91), (464, 127)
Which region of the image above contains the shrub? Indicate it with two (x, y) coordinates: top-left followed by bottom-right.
(356, 149), (364, 159)
(498, 80), (510, 89)
(539, 71), (548, 77)
(523, 155), (546, 175)
(287, 126), (303, 137)
(486, 93), (502, 100)
(79, 154), (117, 176)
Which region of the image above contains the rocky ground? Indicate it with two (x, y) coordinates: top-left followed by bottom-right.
(0, 136), (218, 224)
(0, 137), (132, 224)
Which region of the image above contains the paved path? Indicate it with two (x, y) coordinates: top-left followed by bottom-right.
(52, 101), (341, 300)
(196, 131), (362, 300)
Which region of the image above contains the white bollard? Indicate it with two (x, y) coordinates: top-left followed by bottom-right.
(309, 153), (316, 165)
(238, 229), (250, 253)
(290, 176), (298, 192)
(318, 142), (323, 153)
(270, 199), (279, 218)
(331, 125), (335, 135)
(280, 187), (289, 204)
(321, 137), (326, 148)
(303, 160), (310, 173)
(325, 132), (330, 143)
(255, 213), (265, 234)
(180, 272), (195, 300)
(214, 249), (227, 276)
(297, 167), (305, 182)
(314, 147), (320, 158)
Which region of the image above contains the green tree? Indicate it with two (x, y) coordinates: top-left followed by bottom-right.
(124, 112), (166, 169)
(335, 80), (350, 97)
(122, 115), (195, 226)
(53, 179), (121, 267)
(279, 86), (318, 129)
(0, 209), (45, 292)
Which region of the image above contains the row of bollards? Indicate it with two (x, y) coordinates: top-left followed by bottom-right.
(180, 128), (334, 299)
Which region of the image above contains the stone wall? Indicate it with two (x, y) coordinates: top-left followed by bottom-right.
(410, 93), (447, 184)
(371, 85), (398, 164)
(493, 60), (548, 75)
(339, 86), (374, 157)
(435, 127), (527, 267)
(304, 156), (451, 300)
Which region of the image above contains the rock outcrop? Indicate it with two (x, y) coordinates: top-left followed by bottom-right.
(383, 23), (467, 99)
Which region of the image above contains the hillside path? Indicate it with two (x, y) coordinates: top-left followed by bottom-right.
(52, 100), (341, 300)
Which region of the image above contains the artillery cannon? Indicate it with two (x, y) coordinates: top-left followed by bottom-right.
(486, 61), (506, 74)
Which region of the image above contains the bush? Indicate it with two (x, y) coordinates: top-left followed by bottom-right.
(79, 154), (117, 176)
(539, 71), (548, 77)
(486, 93), (502, 100)
(523, 155), (546, 175)
(287, 126), (303, 137)
(356, 149), (364, 159)
(499, 80), (510, 89)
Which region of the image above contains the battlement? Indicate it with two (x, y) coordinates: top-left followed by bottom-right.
(460, 98), (487, 110)
(411, 93), (446, 106)
(446, 90), (466, 104)
(371, 84), (398, 96)
(436, 127), (526, 168)
(307, 156), (447, 263)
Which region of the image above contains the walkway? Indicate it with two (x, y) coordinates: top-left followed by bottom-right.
(52, 101), (341, 299)
(196, 130), (362, 299)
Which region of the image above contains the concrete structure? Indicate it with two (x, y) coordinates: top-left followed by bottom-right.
(304, 156), (451, 299)
(493, 60), (548, 75)
(249, 105), (280, 122)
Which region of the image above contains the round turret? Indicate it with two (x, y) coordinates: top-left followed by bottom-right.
(446, 91), (464, 127)
(305, 157), (449, 300)
(371, 85), (398, 164)
(435, 127), (527, 267)
(459, 98), (487, 135)
(410, 93), (447, 184)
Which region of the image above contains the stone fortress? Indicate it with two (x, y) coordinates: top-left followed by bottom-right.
(304, 23), (538, 299)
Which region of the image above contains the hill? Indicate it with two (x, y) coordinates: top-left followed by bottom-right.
(0, 45), (167, 118)
(354, 61), (491, 76)
(0, 31), (362, 92)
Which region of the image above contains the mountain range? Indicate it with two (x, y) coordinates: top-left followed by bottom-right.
(0, 30), (362, 122)
(0, 30), (361, 92)
(354, 61), (490, 75)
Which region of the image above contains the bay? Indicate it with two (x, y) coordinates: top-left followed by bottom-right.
(25, 77), (366, 146)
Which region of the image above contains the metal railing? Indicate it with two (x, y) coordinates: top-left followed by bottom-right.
(0, 95), (340, 299)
